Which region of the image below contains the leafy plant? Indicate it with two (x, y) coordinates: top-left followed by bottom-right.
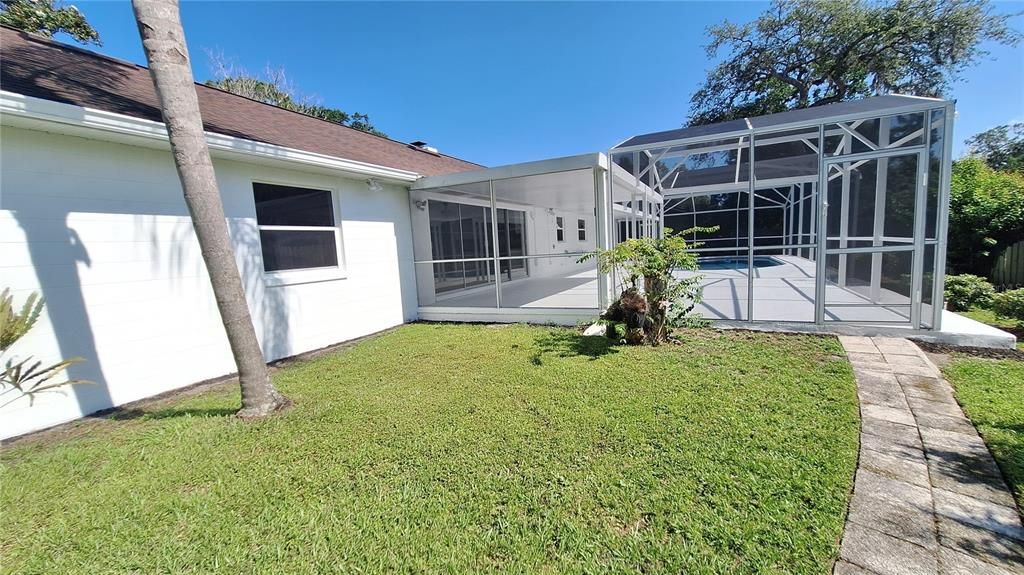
(943, 274), (995, 311)
(991, 288), (1024, 326)
(580, 227), (716, 345)
(1, 288), (89, 406)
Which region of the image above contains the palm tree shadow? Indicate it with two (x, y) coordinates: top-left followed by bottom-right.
(107, 406), (237, 421)
(531, 329), (618, 364)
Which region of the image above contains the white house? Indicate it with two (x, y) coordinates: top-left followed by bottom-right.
(0, 27), (488, 438)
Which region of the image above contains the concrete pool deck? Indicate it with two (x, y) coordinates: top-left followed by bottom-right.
(418, 257), (1017, 348)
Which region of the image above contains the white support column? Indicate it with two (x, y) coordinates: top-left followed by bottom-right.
(489, 179), (502, 308)
(746, 135), (756, 321)
(838, 132), (852, 286)
(911, 148), (929, 328)
(796, 185), (804, 257)
(815, 124), (828, 325)
(809, 182), (817, 261)
(870, 118), (891, 303)
(932, 104), (955, 330)
(594, 166), (611, 310)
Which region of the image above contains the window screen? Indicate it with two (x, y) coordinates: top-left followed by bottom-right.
(253, 183), (339, 273)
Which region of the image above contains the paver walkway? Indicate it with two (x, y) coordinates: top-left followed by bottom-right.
(834, 336), (1023, 575)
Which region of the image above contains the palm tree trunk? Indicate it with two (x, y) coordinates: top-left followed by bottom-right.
(132, 0), (288, 418)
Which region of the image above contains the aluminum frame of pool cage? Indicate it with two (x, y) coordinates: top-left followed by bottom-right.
(609, 95), (955, 330)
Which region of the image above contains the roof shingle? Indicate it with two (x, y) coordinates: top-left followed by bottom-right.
(0, 27), (481, 177)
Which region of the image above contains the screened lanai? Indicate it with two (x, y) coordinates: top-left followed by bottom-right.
(610, 95), (954, 330)
(410, 153), (659, 324)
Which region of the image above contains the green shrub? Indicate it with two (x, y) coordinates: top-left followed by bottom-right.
(947, 158), (1024, 277)
(944, 274), (995, 311)
(991, 288), (1024, 325)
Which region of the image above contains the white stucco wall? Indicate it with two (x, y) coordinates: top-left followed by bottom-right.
(0, 126), (418, 439)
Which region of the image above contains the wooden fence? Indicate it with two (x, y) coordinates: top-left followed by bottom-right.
(992, 240), (1024, 289)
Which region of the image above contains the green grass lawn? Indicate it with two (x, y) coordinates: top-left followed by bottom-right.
(0, 324), (859, 574)
(958, 307), (1024, 349)
(943, 356), (1024, 509)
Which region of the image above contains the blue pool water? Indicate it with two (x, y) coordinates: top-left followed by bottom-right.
(698, 256), (785, 270)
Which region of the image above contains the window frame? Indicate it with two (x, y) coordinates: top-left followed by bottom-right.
(252, 179), (346, 287)
(577, 218), (587, 242)
(555, 216), (564, 242)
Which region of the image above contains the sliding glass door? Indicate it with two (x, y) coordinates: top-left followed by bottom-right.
(427, 199), (527, 294)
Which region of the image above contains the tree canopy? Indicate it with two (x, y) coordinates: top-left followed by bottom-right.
(203, 54), (385, 137)
(965, 123), (1024, 173)
(689, 0), (1021, 125)
(947, 156), (1024, 276)
(0, 0), (100, 44)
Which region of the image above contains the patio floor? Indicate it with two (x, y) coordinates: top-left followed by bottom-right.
(426, 255), (918, 324)
(431, 268), (599, 309)
(419, 257), (1016, 347)
(681, 255), (922, 324)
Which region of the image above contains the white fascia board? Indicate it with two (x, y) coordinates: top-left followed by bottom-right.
(411, 152), (606, 191)
(0, 91), (421, 183)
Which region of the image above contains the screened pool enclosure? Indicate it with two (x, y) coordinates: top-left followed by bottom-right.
(412, 95), (954, 331)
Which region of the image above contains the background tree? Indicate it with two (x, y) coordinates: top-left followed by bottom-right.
(204, 51), (386, 137)
(946, 156), (1024, 276)
(132, 0), (289, 418)
(965, 123), (1024, 172)
(689, 0), (1021, 125)
(0, 0), (100, 44)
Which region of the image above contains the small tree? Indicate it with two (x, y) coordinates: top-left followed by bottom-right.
(581, 228), (715, 346)
(0, 0), (100, 44)
(1, 289), (89, 407)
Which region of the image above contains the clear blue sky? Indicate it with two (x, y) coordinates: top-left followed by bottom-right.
(68, 1), (1023, 166)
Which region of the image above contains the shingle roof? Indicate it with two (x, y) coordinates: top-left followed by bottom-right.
(0, 27), (481, 177)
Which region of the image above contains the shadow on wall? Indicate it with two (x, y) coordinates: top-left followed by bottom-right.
(6, 182), (295, 429)
(227, 218), (291, 361)
(14, 213), (113, 417)
(146, 216), (292, 362)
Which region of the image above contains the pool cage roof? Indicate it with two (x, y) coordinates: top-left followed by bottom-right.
(614, 94), (945, 151)
(611, 94), (949, 200)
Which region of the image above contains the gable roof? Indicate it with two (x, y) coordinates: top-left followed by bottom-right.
(0, 27), (481, 177)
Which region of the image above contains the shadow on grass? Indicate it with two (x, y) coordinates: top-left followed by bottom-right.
(531, 330), (619, 364)
(107, 406), (237, 421)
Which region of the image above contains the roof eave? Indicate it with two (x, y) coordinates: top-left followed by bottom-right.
(0, 91), (422, 183)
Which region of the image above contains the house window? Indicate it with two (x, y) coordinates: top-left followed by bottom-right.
(253, 182), (339, 273)
(555, 216), (564, 242)
(577, 218), (587, 241)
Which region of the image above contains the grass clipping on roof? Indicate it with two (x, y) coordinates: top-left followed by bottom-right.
(1, 324), (858, 574)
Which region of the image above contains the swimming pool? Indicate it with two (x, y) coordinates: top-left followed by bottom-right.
(697, 256), (785, 270)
